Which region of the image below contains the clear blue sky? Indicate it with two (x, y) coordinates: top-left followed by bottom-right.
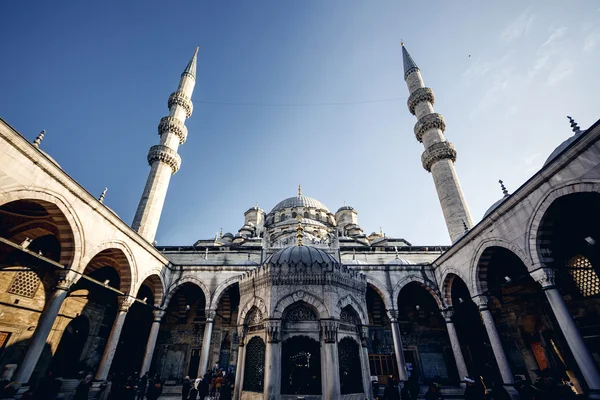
(1, 1), (599, 245)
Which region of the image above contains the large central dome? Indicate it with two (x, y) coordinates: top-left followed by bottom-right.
(270, 195), (329, 213)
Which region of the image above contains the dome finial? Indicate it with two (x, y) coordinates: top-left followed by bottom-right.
(298, 184), (302, 196)
(219, 228), (223, 238)
(463, 220), (469, 233)
(352, 249), (356, 260)
(33, 130), (46, 148)
(296, 215), (304, 246)
(99, 187), (108, 203)
(379, 226), (383, 237)
(394, 246), (399, 259)
(567, 116), (582, 134)
(499, 179), (509, 197)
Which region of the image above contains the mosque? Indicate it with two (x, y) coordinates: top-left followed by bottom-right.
(0, 44), (599, 400)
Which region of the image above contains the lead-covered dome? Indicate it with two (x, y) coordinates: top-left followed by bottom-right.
(270, 196), (330, 213)
(265, 245), (338, 268)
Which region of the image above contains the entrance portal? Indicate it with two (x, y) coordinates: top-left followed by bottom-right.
(281, 336), (321, 395)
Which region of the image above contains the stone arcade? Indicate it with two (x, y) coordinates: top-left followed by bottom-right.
(1, 44), (600, 400)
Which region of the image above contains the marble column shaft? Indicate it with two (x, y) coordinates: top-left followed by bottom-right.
(233, 332), (246, 400)
(442, 309), (468, 387)
(96, 297), (134, 380)
(475, 297), (515, 385)
(387, 311), (408, 382)
(264, 320), (282, 400)
(198, 310), (216, 377)
(361, 326), (373, 400)
(140, 310), (165, 375)
(13, 274), (74, 384)
(321, 320), (341, 400)
(531, 269), (600, 394)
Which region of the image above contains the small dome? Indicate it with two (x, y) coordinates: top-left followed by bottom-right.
(387, 257), (416, 265)
(265, 246), (338, 268)
(544, 129), (585, 166)
(223, 232), (234, 238)
(40, 150), (62, 169)
(347, 259), (366, 265)
(270, 196), (329, 213)
(336, 205), (354, 213)
(483, 197), (507, 218)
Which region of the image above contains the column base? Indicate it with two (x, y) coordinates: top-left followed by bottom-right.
(504, 385), (519, 400)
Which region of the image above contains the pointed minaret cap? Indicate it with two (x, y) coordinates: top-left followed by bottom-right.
(499, 180), (509, 197)
(401, 42), (419, 80)
(182, 47), (199, 79)
(567, 116), (582, 134)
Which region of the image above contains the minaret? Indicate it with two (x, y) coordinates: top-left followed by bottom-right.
(132, 48), (198, 242)
(402, 43), (473, 242)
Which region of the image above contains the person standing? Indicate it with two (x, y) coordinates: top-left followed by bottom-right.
(137, 373), (148, 400)
(73, 375), (93, 400)
(183, 376), (192, 400)
(198, 374), (209, 400)
(383, 379), (400, 400)
(464, 377), (485, 400)
(424, 382), (443, 400)
(146, 376), (163, 400)
(219, 379), (232, 400)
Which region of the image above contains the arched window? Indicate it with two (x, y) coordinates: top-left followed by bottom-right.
(280, 214), (286, 222)
(292, 212), (297, 219)
(567, 255), (600, 297)
(315, 213), (321, 221)
(338, 337), (363, 394)
(304, 212), (309, 218)
(243, 336), (265, 392)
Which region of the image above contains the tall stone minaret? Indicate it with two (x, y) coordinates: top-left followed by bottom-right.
(402, 43), (473, 243)
(132, 48), (198, 242)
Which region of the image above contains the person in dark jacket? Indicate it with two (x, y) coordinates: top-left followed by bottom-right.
(35, 371), (62, 400)
(198, 374), (210, 400)
(464, 377), (485, 400)
(424, 382), (443, 400)
(182, 376), (192, 400)
(137, 374), (148, 400)
(383, 379), (400, 400)
(73, 375), (93, 400)
(146, 376), (163, 400)
(219, 379), (232, 400)
(406, 375), (420, 400)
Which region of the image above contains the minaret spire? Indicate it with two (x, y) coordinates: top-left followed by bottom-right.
(402, 43), (473, 243)
(132, 48), (198, 242)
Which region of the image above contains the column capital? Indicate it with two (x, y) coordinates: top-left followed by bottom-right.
(320, 319), (339, 343)
(205, 309), (216, 321)
(237, 325), (247, 347)
(386, 309), (399, 322)
(472, 295), (490, 311)
(153, 309), (166, 322)
(441, 308), (455, 323)
(530, 268), (556, 290)
(265, 319), (282, 343)
(360, 326), (369, 348)
(54, 269), (79, 291)
(117, 296), (136, 313)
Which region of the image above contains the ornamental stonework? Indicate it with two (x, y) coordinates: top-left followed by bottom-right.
(158, 116), (188, 145)
(168, 91), (193, 118)
(147, 144), (182, 174)
(414, 113), (446, 143)
(407, 87), (435, 115)
(421, 141), (457, 172)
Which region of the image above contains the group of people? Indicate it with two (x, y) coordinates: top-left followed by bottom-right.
(101, 372), (164, 400)
(378, 369), (577, 400)
(181, 368), (235, 400)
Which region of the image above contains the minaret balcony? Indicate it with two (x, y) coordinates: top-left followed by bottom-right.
(147, 144), (182, 174)
(168, 91), (193, 118)
(414, 113), (446, 143)
(407, 87), (435, 115)
(158, 116), (188, 145)
(421, 141), (457, 172)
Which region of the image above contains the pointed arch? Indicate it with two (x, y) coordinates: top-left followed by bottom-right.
(335, 294), (368, 325)
(163, 275), (210, 308)
(366, 277), (392, 310)
(79, 241), (137, 295)
(138, 273), (166, 306)
(0, 189), (84, 267)
(273, 291), (329, 319)
(208, 275), (242, 311)
(238, 296), (267, 325)
(392, 274), (443, 310)
(471, 238), (531, 297)
(528, 181), (600, 270)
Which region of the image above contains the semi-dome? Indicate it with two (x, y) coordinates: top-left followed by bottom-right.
(265, 245), (338, 267)
(387, 257), (416, 265)
(270, 196), (329, 213)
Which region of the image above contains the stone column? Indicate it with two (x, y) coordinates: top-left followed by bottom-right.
(361, 326), (374, 400)
(198, 310), (216, 377)
(387, 310), (408, 382)
(140, 309), (165, 375)
(13, 271), (77, 384)
(442, 308), (469, 387)
(321, 320), (341, 400)
(531, 269), (600, 398)
(233, 326), (247, 400)
(96, 296), (135, 380)
(474, 296), (518, 398)
(264, 320), (282, 400)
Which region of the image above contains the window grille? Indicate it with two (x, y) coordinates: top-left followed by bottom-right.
(567, 255), (600, 297)
(243, 336), (265, 392)
(7, 271), (42, 298)
(338, 337), (363, 394)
